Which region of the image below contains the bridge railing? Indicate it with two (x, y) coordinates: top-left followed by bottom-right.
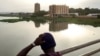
(60, 39), (100, 56)
(82, 48), (100, 56)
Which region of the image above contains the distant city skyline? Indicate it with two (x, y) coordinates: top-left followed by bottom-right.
(0, 0), (100, 12)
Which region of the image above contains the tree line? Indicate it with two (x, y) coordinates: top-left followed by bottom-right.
(31, 7), (100, 17)
(69, 7), (100, 15)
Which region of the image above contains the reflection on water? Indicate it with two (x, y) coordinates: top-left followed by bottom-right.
(49, 21), (68, 32)
(60, 24), (86, 39)
(34, 21), (40, 28)
(0, 16), (100, 27)
(0, 17), (100, 56)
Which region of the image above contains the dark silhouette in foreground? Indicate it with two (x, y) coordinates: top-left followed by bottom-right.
(17, 33), (66, 56)
(17, 33), (100, 56)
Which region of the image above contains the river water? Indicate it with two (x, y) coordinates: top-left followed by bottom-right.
(0, 16), (100, 56)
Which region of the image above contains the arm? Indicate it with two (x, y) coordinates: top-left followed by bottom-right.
(17, 34), (44, 56)
(17, 44), (35, 56)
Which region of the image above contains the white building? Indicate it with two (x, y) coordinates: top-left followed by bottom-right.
(87, 13), (100, 16)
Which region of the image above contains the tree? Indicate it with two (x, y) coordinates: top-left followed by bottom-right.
(84, 7), (90, 15)
(97, 15), (100, 19)
(69, 8), (76, 13)
(32, 11), (48, 17)
(69, 7), (100, 15)
(76, 8), (84, 15)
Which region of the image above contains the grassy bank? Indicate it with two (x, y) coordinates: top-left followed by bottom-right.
(49, 17), (100, 27)
(0, 19), (24, 23)
(0, 17), (100, 27)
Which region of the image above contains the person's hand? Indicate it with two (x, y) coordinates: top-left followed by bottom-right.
(34, 34), (45, 46)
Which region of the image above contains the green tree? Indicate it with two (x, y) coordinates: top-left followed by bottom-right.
(32, 11), (48, 17)
(84, 7), (90, 15)
(69, 7), (100, 15)
(76, 8), (84, 15)
(69, 8), (76, 13)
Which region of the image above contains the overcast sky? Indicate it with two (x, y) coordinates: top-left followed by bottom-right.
(0, 0), (100, 13)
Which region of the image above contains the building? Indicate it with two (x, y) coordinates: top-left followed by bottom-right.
(34, 3), (40, 13)
(87, 13), (100, 16)
(69, 13), (79, 16)
(49, 21), (68, 32)
(49, 5), (69, 17)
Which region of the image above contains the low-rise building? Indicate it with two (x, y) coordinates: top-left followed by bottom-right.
(87, 13), (100, 16)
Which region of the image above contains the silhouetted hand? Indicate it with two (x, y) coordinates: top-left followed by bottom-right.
(34, 34), (45, 46)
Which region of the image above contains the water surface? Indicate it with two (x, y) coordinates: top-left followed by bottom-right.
(0, 17), (100, 56)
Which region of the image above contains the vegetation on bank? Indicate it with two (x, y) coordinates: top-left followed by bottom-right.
(0, 16), (100, 27)
(0, 9), (100, 26)
(1, 7), (100, 27)
(51, 17), (100, 27)
(0, 19), (25, 23)
(31, 11), (48, 17)
(69, 8), (100, 15)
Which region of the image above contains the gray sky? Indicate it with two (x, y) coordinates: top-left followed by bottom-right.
(0, 0), (100, 13)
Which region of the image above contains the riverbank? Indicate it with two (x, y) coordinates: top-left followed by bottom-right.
(51, 17), (100, 27)
(0, 17), (100, 27)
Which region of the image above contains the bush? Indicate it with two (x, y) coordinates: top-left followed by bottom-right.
(97, 15), (100, 19)
(32, 11), (48, 17)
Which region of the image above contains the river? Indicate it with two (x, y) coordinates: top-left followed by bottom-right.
(0, 16), (100, 56)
